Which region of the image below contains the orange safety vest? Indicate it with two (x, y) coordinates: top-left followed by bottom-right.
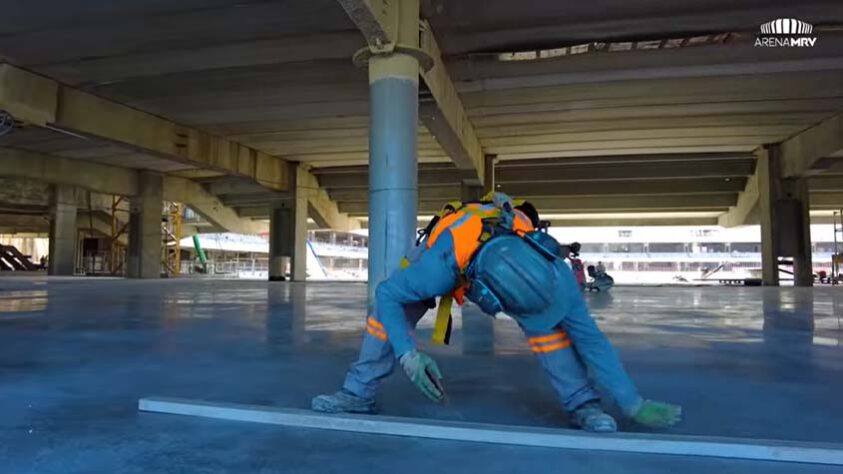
(426, 202), (535, 303)
(422, 200), (535, 346)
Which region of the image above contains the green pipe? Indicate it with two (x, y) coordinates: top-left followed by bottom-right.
(192, 235), (208, 271)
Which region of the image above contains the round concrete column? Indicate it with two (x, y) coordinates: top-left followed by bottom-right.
(366, 53), (419, 308)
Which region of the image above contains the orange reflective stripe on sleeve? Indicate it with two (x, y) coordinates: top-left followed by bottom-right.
(366, 317), (387, 341)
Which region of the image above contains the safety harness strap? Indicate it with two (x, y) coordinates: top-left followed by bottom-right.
(410, 193), (528, 346)
(431, 295), (454, 345)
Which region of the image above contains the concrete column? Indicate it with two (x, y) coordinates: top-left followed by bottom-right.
(127, 171), (162, 279)
(268, 175), (307, 282)
(269, 207), (292, 281)
(759, 146), (813, 287)
(366, 0), (421, 308)
(460, 182), (483, 202)
(484, 154), (497, 195)
(48, 185), (77, 275)
(788, 177), (813, 287)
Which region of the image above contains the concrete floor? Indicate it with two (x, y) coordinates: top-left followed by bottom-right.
(0, 276), (841, 473)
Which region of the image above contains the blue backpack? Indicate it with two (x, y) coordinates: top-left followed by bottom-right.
(464, 227), (562, 317)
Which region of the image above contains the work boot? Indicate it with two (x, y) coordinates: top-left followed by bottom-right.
(571, 402), (618, 433)
(311, 389), (377, 414)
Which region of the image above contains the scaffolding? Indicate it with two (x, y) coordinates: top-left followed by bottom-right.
(161, 202), (183, 276)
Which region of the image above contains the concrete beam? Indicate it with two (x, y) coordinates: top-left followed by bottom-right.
(315, 158), (755, 190)
(718, 148), (763, 228)
(808, 192), (843, 208)
(419, 21), (484, 183)
(361, 215), (720, 229)
(329, 178), (746, 202)
(721, 114), (843, 224)
(77, 211), (129, 244)
(219, 192), (288, 207)
(297, 166), (360, 231)
(203, 178), (269, 197)
(781, 113), (843, 178)
(809, 176), (843, 192)
(453, 56), (843, 93)
(0, 215), (50, 233)
(546, 217), (720, 227)
(336, 0), (401, 53)
(162, 177), (266, 235)
(0, 63), (290, 191)
(499, 178), (747, 198)
(0, 147), (138, 196)
(337, 1), (484, 182)
(234, 206), (272, 219)
(316, 166), (475, 189)
(497, 160), (754, 183)
(0, 148), (262, 234)
(342, 194), (737, 215)
(210, 169), (358, 231)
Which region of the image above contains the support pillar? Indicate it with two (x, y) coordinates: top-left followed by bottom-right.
(366, 0), (421, 308)
(460, 182), (483, 203)
(269, 165), (308, 281)
(484, 154), (497, 195)
(127, 171), (163, 279)
(758, 146), (813, 287)
(268, 207), (288, 281)
(48, 185), (77, 275)
(269, 206), (307, 281)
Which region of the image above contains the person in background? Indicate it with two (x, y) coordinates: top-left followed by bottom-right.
(587, 264), (615, 292)
(560, 242), (586, 290)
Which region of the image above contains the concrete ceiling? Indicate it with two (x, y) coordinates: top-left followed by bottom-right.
(423, 0), (842, 54)
(307, 154), (755, 217)
(0, 126), (198, 172)
(1, 0), (842, 223)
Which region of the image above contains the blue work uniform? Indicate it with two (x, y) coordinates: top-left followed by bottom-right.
(342, 208), (642, 416)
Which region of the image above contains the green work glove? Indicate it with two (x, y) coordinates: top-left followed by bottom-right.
(399, 350), (444, 402)
(632, 400), (683, 428)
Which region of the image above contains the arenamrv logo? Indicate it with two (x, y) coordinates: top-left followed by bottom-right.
(755, 18), (817, 47)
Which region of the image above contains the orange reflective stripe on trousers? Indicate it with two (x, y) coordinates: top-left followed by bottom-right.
(528, 330), (570, 353)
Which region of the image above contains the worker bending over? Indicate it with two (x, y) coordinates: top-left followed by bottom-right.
(313, 193), (681, 432)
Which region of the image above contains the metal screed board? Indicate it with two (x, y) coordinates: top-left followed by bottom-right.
(139, 397), (843, 466)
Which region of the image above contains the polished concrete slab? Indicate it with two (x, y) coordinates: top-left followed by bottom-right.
(0, 276), (841, 473)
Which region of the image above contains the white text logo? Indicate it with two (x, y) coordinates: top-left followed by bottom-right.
(755, 18), (817, 47)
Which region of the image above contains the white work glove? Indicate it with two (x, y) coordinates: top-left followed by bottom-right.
(399, 350), (444, 402)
